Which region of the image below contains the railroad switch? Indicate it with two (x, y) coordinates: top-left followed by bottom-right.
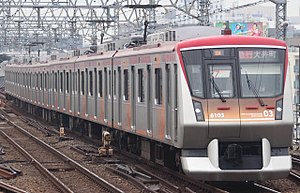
(0, 164), (22, 179)
(98, 131), (113, 157)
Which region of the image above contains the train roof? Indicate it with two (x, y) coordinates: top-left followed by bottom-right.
(7, 34), (288, 71)
(74, 42), (176, 63)
(176, 35), (287, 51)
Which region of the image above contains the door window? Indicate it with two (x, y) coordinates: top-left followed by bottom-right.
(208, 64), (234, 98)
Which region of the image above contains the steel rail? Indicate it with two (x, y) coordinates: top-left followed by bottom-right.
(106, 166), (157, 193)
(290, 170), (300, 180)
(134, 165), (180, 193)
(0, 181), (28, 193)
(253, 182), (281, 193)
(0, 129), (73, 193)
(0, 113), (124, 193)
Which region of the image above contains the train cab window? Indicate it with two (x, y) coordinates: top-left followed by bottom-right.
(99, 70), (103, 97)
(124, 69), (129, 101)
(239, 48), (285, 97)
(89, 70), (93, 96)
(208, 64), (234, 98)
(181, 50), (204, 98)
(81, 71), (85, 95)
(155, 68), (162, 105)
(138, 69), (144, 102)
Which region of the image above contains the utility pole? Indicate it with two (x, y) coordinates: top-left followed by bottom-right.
(269, 0), (287, 40)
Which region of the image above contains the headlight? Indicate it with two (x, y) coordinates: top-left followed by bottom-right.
(275, 99), (283, 120)
(193, 100), (204, 121)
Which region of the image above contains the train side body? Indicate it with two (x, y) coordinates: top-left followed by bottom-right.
(5, 28), (293, 181)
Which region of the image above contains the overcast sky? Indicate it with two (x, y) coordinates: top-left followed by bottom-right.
(213, 0), (299, 17)
(287, 0), (300, 17)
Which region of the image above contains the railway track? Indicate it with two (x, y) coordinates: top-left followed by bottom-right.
(0, 107), (158, 192)
(1, 104), (230, 193)
(3, 102), (300, 193)
(0, 113), (123, 193)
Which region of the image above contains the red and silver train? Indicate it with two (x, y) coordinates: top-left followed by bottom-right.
(5, 26), (293, 181)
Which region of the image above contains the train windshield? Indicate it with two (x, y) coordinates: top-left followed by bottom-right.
(182, 50), (204, 98)
(239, 48), (285, 98)
(181, 48), (285, 98)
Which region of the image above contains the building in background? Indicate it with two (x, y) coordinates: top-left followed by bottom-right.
(210, 0), (275, 24)
(216, 21), (268, 36)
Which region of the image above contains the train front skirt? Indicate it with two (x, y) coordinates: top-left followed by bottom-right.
(181, 138), (291, 181)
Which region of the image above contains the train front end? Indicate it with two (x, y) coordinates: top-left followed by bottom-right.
(176, 35), (293, 181)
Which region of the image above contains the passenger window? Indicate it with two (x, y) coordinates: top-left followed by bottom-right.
(29, 73), (31, 88)
(94, 68), (97, 96)
(66, 72), (69, 93)
(155, 68), (162, 105)
(45, 73), (47, 91)
(55, 72), (58, 92)
(81, 71), (84, 95)
(138, 69), (144, 102)
(40, 73), (42, 90)
(113, 70), (116, 97)
(73, 72), (76, 93)
(89, 71), (93, 96)
(124, 69), (129, 101)
(77, 70), (80, 93)
(86, 69), (88, 96)
(99, 70), (103, 97)
(109, 70), (111, 97)
(60, 72), (63, 93)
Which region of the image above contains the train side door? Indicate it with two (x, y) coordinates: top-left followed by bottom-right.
(205, 59), (241, 138)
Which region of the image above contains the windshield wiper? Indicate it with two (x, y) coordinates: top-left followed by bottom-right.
(210, 77), (226, 102)
(245, 73), (266, 106)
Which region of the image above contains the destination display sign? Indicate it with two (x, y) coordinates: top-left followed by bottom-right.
(238, 49), (282, 63)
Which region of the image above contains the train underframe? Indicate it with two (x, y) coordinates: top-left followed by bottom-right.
(7, 95), (181, 171)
